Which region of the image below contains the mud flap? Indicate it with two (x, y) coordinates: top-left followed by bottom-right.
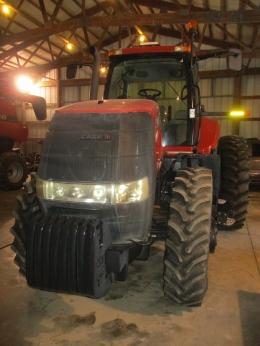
(26, 215), (112, 298)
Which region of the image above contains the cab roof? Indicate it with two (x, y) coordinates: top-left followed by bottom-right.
(108, 44), (191, 57)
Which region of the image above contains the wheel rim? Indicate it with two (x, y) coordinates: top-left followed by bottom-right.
(224, 217), (236, 226)
(7, 162), (24, 184)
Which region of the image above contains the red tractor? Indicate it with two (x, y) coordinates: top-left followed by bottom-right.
(11, 40), (249, 306)
(0, 87), (46, 189)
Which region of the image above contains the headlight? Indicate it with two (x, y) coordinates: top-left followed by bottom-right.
(36, 177), (149, 204)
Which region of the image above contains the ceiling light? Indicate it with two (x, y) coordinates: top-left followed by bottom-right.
(65, 42), (74, 51)
(1, 4), (12, 16)
(100, 66), (107, 75)
(138, 34), (146, 43)
(16, 75), (34, 93)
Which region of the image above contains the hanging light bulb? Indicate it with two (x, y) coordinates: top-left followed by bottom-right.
(65, 42), (74, 51)
(138, 34), (146, 43)
(1, 3), (12, 16)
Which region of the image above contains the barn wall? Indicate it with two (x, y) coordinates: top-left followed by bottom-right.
(199, 57), (260, 137)
(23, 69), (58, 154)
(24, 53), (260, 154)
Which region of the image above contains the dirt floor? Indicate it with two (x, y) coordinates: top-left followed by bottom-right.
(0, 189), (260, 346)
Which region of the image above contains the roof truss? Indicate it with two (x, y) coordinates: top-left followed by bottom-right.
(0, 0), (259, 72)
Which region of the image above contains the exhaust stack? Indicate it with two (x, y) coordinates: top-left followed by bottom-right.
(89, 46), (101, 100)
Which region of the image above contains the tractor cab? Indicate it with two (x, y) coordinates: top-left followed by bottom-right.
(105, 44), (200, 148)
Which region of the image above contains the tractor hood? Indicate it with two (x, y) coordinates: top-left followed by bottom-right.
(56, 99), (159, 120)
(37, 99), (158, 243)
(38, 98), (158, 188)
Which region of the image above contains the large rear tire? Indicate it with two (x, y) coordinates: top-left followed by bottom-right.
(218, 136), (249, 230)
(163, 167), (212, 306)
(0, 152), (28, 190)
(11, 178), (41, 275)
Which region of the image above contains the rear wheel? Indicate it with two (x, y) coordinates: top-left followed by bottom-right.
(163, 168), (212, 306)
(11, 178), (41, 275)
(218, 136), (249, 230)
(0, 152), (28, 190)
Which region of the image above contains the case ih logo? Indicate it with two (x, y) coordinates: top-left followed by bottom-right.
(80, 133), (112, 141)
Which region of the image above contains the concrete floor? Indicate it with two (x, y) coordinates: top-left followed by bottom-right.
(0, 190), (260, 346)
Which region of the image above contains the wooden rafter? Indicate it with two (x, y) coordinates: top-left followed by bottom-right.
(0, 1), (113, 65)
(221, 0), (227, 41)
(2, 0), (25, 34)
(22, 39), (46, 67)
(131, 0), (206, 12)
(51, 0), (64, 21)
(238, 0), (246, 44)
(203, 0), (213, 38)
(0, 50), (103, 76)
(0, 1), (259, 72)
(39, 0), (48, 22)
(0, 8), (60, 64)
(215, 23), (251, 49)
(1, 9), (260, 47)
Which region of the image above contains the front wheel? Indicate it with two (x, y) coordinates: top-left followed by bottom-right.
(163, 167), (213, 306)
(11, 178), (41, 275)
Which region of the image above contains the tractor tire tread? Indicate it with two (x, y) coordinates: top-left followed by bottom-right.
(163, 167), (212, 306)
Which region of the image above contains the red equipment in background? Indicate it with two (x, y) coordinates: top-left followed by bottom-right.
(0, 87), (46, 189)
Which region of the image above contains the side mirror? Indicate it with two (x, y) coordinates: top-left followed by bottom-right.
(228, 49), (242, 71)
(66, 64), (78, 79)
(31, 97), (47, 120)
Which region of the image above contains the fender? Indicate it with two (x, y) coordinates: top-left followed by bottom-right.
(197, 117), (220, 155)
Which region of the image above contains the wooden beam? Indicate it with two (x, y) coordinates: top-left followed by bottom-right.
(2, 0), (25, 34)
(241, 95), (260, 99)
(0, 37), (52, 61)
(0, 1), (113, 63)
(100, 24), (239, 51)
(37, 67), (260, 89)
(199, 67), (260, 79)
(244, 0), (258, 9)
(240, 48), (260, 58)
(215, 23), (250, 50)
(131, 0), (207, 12)
(51, 0), (64, 21)
(22, 39), (46, 67)
(0, 16), (59, 64)
(39, 0), (49, 22)
(1, 10), (260, 47)
(145, 26), (239, 49)
(0, 51), (107, 77)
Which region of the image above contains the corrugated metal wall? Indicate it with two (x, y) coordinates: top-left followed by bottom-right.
(24, 53), (260, 154)
(199, 58), (260, 137)
(60, 65), (104, 104)
(23, 69), (57, 154)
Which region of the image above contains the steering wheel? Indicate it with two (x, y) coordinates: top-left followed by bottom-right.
(138, 88), (161, 100)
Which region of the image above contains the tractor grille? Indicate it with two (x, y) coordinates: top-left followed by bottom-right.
(38, 112), (153, 183)
(26, 215), (111, 297)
